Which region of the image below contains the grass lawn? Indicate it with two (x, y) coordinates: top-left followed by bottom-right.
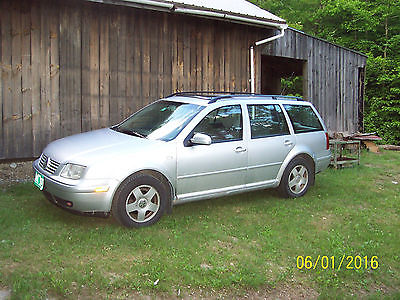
(0, 150), (399, 299)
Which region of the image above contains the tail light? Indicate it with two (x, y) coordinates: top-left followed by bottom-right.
(325, 132), (330, 150)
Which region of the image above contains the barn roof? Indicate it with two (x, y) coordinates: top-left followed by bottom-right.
(87, 0), (287, 29)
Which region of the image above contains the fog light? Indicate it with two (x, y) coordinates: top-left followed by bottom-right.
(94, 186), (109, 193)
(66, 201), (73, 207)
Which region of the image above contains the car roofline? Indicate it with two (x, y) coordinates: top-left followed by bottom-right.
(165, 91), (305, 104)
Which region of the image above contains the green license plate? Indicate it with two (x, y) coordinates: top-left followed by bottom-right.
(34, 171), (44, 191)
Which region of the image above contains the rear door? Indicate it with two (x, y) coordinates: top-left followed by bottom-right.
(283, 104), (329, 172)
(246, 104), (294, 186)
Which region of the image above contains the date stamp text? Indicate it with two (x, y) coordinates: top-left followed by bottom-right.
(296, 255), (379, 271)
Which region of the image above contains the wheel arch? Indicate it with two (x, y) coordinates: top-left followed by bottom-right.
(114, 169), (175, 214)
(277, 151), (316, 186)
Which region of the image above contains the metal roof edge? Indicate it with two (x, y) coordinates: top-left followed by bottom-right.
(85, 0), (286, 29)
(85, 0), (174, 12)
(288, 27), (368, 59)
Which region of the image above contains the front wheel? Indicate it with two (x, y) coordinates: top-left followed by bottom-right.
(279, 157), (312, 198)
(112, 174), (167, 228)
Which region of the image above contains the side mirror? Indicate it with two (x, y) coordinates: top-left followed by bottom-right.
(190, 133), (212, 145)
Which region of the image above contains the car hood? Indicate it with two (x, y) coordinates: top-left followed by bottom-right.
(43, 128), (166, 165)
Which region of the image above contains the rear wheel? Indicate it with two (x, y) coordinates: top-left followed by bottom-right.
(112, 174), (167, 228)
(279, 157), (312, 198)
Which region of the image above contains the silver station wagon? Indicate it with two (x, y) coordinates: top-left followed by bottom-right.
(33, 92), (331, 227)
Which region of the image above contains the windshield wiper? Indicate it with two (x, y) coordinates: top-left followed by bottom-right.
(113, 127), (147, 138)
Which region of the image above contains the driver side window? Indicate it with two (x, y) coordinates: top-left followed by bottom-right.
(193, 105), (242, 143)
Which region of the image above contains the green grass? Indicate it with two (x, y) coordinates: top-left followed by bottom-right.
(0, 150), (399, 299)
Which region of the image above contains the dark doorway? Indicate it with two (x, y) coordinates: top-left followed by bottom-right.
(261, 55), (307, 97)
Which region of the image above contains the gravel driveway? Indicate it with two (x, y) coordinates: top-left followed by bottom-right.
(0, 160), (34, 187)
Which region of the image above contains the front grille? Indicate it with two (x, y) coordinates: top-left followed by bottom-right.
(39, 153), (60, 174)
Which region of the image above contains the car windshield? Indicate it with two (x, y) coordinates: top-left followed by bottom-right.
(112, 100), (204, 141)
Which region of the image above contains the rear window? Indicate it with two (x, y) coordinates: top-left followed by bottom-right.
(283, 104), (323, 133)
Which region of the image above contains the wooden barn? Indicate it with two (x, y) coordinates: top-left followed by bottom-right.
(0, 0), (367, 160)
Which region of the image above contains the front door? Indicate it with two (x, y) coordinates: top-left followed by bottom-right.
(176, 105), (247, 200)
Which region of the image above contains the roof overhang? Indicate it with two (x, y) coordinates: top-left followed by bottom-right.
(85, 0), (287, 30)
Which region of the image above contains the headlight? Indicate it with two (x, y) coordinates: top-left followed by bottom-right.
(60, 164), (86, 180)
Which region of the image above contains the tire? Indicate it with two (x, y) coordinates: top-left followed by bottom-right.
(279, 157), (313, 198)
(112, 174), (167, 228)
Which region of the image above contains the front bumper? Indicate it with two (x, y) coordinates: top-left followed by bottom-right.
(33, 160), (119, 213)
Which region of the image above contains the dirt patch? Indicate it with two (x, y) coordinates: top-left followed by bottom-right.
(249, 283), (319, 299)
(0, 160), (34, 187)
(172, 283), (318, 299)
(353, 282), (395, 298)
(107, 283), (319, 300)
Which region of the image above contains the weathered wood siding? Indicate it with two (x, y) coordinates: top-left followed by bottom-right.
(0, 0), (267, 159)
(263, 28), (367, 133)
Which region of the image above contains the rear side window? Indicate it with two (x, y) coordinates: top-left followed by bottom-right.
(283, 104), (323, 133)
(247, 104), (290, 138)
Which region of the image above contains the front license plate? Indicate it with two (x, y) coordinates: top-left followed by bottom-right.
(33, 171), (45, 191)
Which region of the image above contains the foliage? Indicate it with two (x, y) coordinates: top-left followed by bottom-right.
(250, 0), (400, 145)
(365, 57), (400, 145)
(280, 76), (303, 97)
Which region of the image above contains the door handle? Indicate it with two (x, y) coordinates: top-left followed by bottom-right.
(284, 140), (294, 146)
(234, 146), (247, 153)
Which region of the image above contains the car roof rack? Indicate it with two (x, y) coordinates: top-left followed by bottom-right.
(166, 91), (304, 104)
(166, 91), (258, 98)
(207, 94), (304, 103)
